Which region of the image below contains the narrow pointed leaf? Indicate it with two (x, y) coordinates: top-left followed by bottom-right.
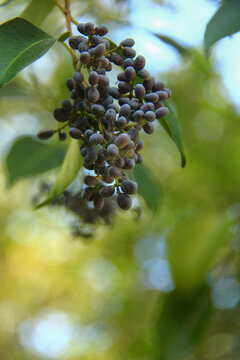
(4, 136), (65, 185)
(160, 101), (186, 167)
(21, 0), (55, 26)
(134, 164), (162, 212)
(0, 17), (56, 87)
(204, 0), (240, 55)
(154, 33), (190, 57)
(36, 139), (83, 208)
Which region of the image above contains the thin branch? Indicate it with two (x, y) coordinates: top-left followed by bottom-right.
(53, 0), (79, 26)
(64, 0), (72, 34)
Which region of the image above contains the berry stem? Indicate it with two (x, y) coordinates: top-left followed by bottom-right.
(105, 45), (123, 55)
(61, 42), (79, 68)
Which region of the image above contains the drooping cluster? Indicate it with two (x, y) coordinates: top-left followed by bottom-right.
(34, 182), (118, 237)
(37, 22), (171, 210)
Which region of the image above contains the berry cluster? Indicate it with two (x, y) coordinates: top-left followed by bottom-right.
(34, 182), (117, 237)
(37, 22), (171, 211)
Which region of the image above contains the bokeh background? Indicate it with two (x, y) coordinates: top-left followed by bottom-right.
(0, 0), (240, 359)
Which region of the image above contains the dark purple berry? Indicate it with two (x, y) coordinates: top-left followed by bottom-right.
(95, 43), (106, 58)
(120, 38), (135, 47)
(77, 23), (87, 35)
(100, 186), (115, 198)
(53, 108), (68, 122)
(124, 158), (135, 170)
(135, 84), (146, 100)
(143, 122), (154, 134)
(84, 175), (97, 186)
(155, 90), (168, 101)
(88, 87), (100, 102)
(123, 47), (136, 58)
(37, 128), (54, 140)
(123, 58), (135, 69)
(109, 166), (122, 178)
(82, 187), (94, 201)
(152, 80), (166, 92)
(114, 133), (131, 149)
(137, 69), (150, 80)
(121, 180), (138, 194)
(96, 24), (108, 36)
(155, 107), (169, 119)
(118, 81), (131, 94)
(107, 144), (119, 157)
(125, 66), (136, 81)
(69, 127), (82, 139)
(91, 104), (105, 116)
(112, 53), (124, 66)
(61, 99), (72, 112)
(66, 78), (75, 91)
(58, 131), (67, 141)
(145, 111), (156, 122)
(134, 55), (145, 70)
(80, 51), (91, 64)
(89, 133), (104, 145)
(117, 193), (132, 210)
(85, 22), (95, 35)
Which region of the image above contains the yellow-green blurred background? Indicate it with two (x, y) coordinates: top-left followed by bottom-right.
(0, 0), (240, 359)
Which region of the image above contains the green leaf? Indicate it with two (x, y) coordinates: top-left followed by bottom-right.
(204, 0), (240, 55)
(134, 164), (162, 212)
(57, 31), (71, 43)
(154, 33), (190, 57)
(168, 212), (231, 293)
(105, 38), (125, 60)
(36, 139), (83, 208)
(0, 0), (12, 6)
(21, 0), (55, 27)
(160, 101), (186, 167)
(0, 17), (56, 87)
(4, 136), (66, 186)
(156, 287), (211, 359)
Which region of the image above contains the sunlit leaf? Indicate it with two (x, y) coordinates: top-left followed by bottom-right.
(134, 164), (162, 212)
(21, 0), (55, 26)
(36, 139), (83, 208)
(154, 33), (190, 57)
(0, 0), (12, 6)
(4, 136), (65, 185)
(160, 101), (186, 167)
(0, 17), (56, 87)
(204, 0), (240, 55)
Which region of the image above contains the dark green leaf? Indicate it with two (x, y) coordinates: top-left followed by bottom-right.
(21, 0), (55, 26)
(4, 136), (65, 185)
(160, 101), (186, 167)
(156, 287), (211, 359)
(57, 31), (71, 43)
(154, 33), (190, 57)
(36, 139), (83, 208)
(134, 164), (162, 212)
(0, 17), (56, 87)
(204, 0), (240, 55)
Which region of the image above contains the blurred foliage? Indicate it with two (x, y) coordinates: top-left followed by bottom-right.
(0, 0), (240, 360)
